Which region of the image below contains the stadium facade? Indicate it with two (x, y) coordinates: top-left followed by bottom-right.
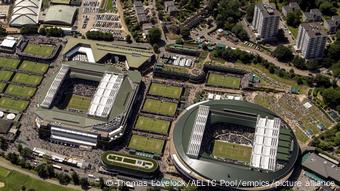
(35, 61), (141, 148)
(171, 100), (300, 190)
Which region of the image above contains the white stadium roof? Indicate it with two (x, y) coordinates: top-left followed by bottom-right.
(0, 37), (17, 48)
(10, 0), (42, 27)
(250, 116), (281, 171)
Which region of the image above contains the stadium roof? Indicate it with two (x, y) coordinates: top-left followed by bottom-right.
(10, 0), (42, 27)
(63, 37), (154, 69)
(172, 100), (300, 188)
(44, 5), (77, 26)
(36, 61), (141, 130)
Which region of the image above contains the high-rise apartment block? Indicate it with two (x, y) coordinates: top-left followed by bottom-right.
(252, 3), (280, 41)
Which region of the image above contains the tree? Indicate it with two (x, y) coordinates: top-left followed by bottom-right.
(322, 87), (340, 111)
(79, 177), (89, 189)
(20, 26), (38, 34)
(0, 26), (7, 36)
(7, 152), (19, 164)
(35, 163), (54, 179)
(331, 61), (340, 77)
(231, 24), (249, 41)
(286, 11), (301, 27)
(20, 147), (33, 159)
(125, 34), (132, 43)
(180, 28), (190, 39)
(86, 31), (114, 41)
(148, 27), (162, 44)
(292, 56), (306, 69)
(319, 1), (336, 16)
(58, 173), (71, 185)
(71, 172), (80, 185)
(153, 44), (160, 53)
(0, 138), (7, 151)
(99, 177), (105, 189)
(272, 45), (293, 62)
(306, 60), (321, 70)
(313, 74), (331, 88)
(246, 3), (255, 22)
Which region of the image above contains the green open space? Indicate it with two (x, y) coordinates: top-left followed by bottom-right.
(135, 116), (170, 135)
(212, 140), (252, 163)
(12, 73), (42, 86)
(23, 43), (54, 57)
(19, 61), (49, 74)
(101, 151), (158, 173)
(0, 71), (13, 81)
(0, 97), (29, 112)
(66, 95), (92, 112)
(0, 83), (6, 93)
(5, 85), (36, 98)
(148, 83), (182, 99)
(142, 99), (177, 116)
(128, 135), (165, 154)
(0, 166), (77, 191)
(0, 58), (20, 69)
(207, 73), (241, 89)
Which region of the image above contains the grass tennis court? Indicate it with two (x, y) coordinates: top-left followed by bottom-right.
(135, 116), (170, 135)
(66, 95), (92, 112)
(128, 135), (165, 154)
(142, 99), (177, 116)
(148, 83), (183, 99)
(0, 97), (29, 112)
(207, 73), (241, 89)
(23, 43), (54, 57)
(0, 83), (6, 93)
(19, 61), (49, 74)
(5, 85), (36, 98)
(212, 141), (252, 162)
(0, 71), (13, 81)
(12, 73), (42, 86)
(0, 58), (20, 69)
(0, 166), (77, 191)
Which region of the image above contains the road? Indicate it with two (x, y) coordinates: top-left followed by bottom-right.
(0, 157), (102, 191)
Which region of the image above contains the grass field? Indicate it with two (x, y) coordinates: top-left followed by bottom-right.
(0, 58), (20, 69)
(135, 116), (170, 135)
(0, 71), (13, 81)
(23, 43), (54, 57)
(19, 61), (49, 74)
(0, 97), (29, 112)
(0, 166), (77, 191)
(142, 99), (177, 116)
(128, 135), (165, 154)
(66, 95), (92, 112)
(294, 127), (309, 144)
(5, 85), (36, 98)
(148, 83), (183, 99)
(12, 73), (42, 86)
(0, 83), (6, 93)
(207, 73), (241, 89)
(212, 141), (252, 162)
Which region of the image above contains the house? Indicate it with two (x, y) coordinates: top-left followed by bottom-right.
(302, 9), (322, 22)
(324, 16), (340, 34)
(164, 1), (178, 16)
(282, 2), (301, 17)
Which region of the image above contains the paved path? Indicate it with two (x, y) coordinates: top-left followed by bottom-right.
(0, 157), (100, 191)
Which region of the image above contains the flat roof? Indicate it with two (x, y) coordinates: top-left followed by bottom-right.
(300, 22), (327, 38)
(44, 5), (77, 26)
(256, 3), (280, 17)
(63, 37), (154, 69)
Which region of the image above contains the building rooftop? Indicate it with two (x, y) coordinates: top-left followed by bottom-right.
(256, 3), (280, 17)
(302, 152), (340, 183)
(300, 22), (327, 38)
(63, 37), (154, 69)
(44, 5), (77, 26)
(10, 0), (42, 27)
(282, 2), (301, 13)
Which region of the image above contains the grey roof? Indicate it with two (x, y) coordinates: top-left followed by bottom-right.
(134, 0), (143, 7)
(164, 1), (175, 7)
(282, 2), (301, 13)
(310, 9), (322, 16)
(300, 22), (327, 38)
(331, 15), (340, 24)
(44, 5), (77, 26)
(256, 3), (280, 17)
(10, 0), (42, 27)
(302, 153), (340, 182)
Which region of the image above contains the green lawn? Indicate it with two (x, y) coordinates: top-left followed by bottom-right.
(142, 99), (177, 116)
(23, 43), (54, 57)
(288, 26), (298, 38)
(19, 61), (49, 74)
(294, 127), (310, 144)
(148, 83), (183, 99)
(66, 95), (92, 112)
(0, 166), (78, 191)
(12, 73), (42, 86)
(0, 97), (29, 112)
(207, 73), (241, 89)
(5, 85), (36, 98)
(212, 141), (252, 163)
(135, 116), (170, 135)
(0, 58), (20, 69)
(0, 83), (6, 93)
(0, 71), (13, 81)
(128, 135), (165, 154)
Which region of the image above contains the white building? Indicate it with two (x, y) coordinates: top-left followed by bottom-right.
(252, 3), (280, 41)
(295, 22), (327, 59)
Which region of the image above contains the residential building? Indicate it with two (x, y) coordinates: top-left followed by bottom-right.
(164, 1), (177, 16)
(302, 9), (322, 22)
(252, 3), (280, 41)
(134, 1), (147, 24)
(324, 16), (340, 34)
(295, 22), (327, 59)
(282, 2), (301, 17)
